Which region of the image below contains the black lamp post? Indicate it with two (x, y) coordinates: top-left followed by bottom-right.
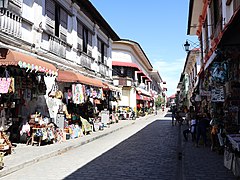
(0, 0), (9, 15)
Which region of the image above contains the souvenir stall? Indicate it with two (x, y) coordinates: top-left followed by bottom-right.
(201, 54), (240, 176)
(200, 60), (227, 154)
(0, 48), (59, 150)
(222, 55), (240, 177)
(136, 91), (152, 116)
(102, 82), (121, 124)
(56, 70), (104, 136)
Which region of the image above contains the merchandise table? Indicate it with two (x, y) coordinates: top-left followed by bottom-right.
(227, 134), (240, 151)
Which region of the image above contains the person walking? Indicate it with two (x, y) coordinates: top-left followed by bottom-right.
(175, 111), (183, 126)
(196, 113), (208, 147)
(171, 106), (176, 126)
(183, 114), (197, 141)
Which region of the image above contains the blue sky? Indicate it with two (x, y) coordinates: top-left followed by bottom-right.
(89, 0), (197, 96)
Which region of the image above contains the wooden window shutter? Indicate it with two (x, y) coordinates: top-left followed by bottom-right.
(83, 28), (88, 53)
(77, 22), (83, 50)
(104, 45), (107, 57)
(45, 0), (55, 34)
(210, 1), (215, 35)
(88, 31), (92, 46)
(97, 39), (101, 53)
(77, 21), (83, 38)
(60, 8), (68, 41)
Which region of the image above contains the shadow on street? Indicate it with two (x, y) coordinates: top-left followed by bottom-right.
(65, 120), (178, 180)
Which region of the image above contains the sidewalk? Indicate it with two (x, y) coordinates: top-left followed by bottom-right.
(180, 124), (236, 179)
(0, 112), (163, 178)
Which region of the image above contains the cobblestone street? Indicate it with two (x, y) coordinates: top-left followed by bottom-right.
(1, 112), (237, 180)
(65, 119), (179, 180)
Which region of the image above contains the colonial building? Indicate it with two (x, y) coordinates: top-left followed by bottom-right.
(112, 39), (163, 113)
(186, 1), (240, 176)
(0, 0), (119, 87)
(177, 49), (201, 108)
(0, 0), (120, 131)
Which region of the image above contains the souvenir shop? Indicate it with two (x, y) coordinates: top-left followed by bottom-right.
(198, 49), (240, 176)
(0, 48), (58, 154)
(102, 82), (121, 112)
(136, 89), (153, 116)
(55, 70), (106, 136)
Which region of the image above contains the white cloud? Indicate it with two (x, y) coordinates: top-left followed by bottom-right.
(152, 58), (185, 97)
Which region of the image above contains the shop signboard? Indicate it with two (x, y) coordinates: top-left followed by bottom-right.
(200, 90), (211, 97)
(211, 87), (224, 102)
(101, 109), (109, 125)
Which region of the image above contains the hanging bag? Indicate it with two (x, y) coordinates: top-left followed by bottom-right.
(0, 70), (11, 94)
(48, 83), (58, 98)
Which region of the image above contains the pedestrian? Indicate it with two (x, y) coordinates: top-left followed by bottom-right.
(171, 106), (176, 126)
(185, 108), (190, 125)
(183, 114), (197, 141)
(196, 113), (208, 147)
(175, 111), (183, 126)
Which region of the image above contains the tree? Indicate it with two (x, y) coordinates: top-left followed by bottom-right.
(155, 95), (164, 108)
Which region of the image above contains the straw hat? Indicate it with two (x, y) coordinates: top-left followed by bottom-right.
(55, 90), (63, 99)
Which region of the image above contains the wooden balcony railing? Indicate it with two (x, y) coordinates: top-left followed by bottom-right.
(79, 52), (93, 69)
(0, 9), (22, 38)
(99, 63), (109, 76)
(49, 35), (67, 58)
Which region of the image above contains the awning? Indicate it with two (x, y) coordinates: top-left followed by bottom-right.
(102, 82), (121, 92)
(204, 52), (217, 70)
(57, 70), (104, 88)
(218, 8), (240, 47)
(136, 87), (151, 97)
(112, 61), (140, 70)
(136, 94), (152, 101)
(0, 48), (57, 75)
(136, 70), (152, 82)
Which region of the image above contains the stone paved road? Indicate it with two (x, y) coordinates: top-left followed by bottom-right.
(2, 114), (179, 180)
(65, 120), (179, 180)
(1, 112), (237, 180)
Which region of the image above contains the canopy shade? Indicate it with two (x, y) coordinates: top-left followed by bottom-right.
(57, 70), (104, 88)
(0, 48), (57, 75)
(102, 82), (121, 92)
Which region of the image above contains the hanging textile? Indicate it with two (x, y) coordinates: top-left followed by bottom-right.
(72, 84), (84, 104)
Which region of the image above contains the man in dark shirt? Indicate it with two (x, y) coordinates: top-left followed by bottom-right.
(171, 106), (177, 126)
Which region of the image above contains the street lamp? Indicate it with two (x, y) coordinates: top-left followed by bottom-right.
(0, 0), (9, 16)
(183, 39), (200, 52)
(184, 40), (190, 51)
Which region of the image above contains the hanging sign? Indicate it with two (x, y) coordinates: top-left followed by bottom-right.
(211, 87), (224, 102)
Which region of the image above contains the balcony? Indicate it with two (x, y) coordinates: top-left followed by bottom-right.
(99, 62), (109, 77)
(113, 77), (134, 87)
(49, 35), (67, 58)
(79, 52), (93, 70)
(0, 9), (22, 38)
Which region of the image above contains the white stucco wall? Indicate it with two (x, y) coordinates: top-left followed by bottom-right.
(112, 44), (149, 76)
(119, 88), (130, 106)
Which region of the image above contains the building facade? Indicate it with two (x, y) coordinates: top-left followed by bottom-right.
(112, 39), (163, 114)
(0, 0), (120, 135)
(185, 1), (240, 176)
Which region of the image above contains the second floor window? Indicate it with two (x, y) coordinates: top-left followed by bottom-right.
(45, 0), (68, 41)
(97, 38), (107, 64)
(77, 21), (92, 53)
